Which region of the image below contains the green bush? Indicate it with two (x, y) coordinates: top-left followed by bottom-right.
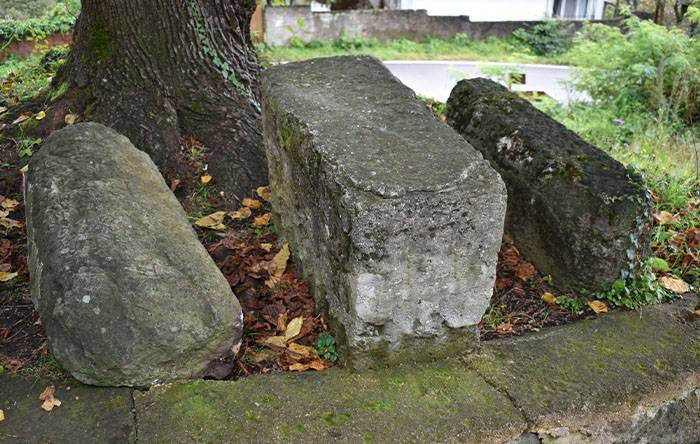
(0, 1), (78, 43)
(570, 16), (700, 127)
(512, 20), (572, 55)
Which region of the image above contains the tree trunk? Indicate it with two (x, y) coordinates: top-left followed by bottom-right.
(57, 0), (267, 201)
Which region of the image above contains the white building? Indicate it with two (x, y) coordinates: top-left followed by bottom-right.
(382, 0), (608, 21)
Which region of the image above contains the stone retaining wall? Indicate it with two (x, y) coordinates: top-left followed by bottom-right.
(264, 7), (614, 46)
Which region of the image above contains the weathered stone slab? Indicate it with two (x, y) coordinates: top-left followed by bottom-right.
(446, 79), (653, 292)
(26, 123), (242, 387)
(133, 299), (700, 444)
(262, 56), (507, 369)
(135, 363), (526, 444)
(0, 375), (134, 443)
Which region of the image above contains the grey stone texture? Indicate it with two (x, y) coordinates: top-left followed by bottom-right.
(262, 56), (507, 369)
(0, 375), (135, 443)
(25, 123), (242, 387)
(447, 78), (653, 293)
(131, 297), (700, 444)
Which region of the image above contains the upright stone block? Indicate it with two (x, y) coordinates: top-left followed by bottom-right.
(262, 56), (507, 369)
(446, 78), (652, 292)
(26, 123), (242, 387)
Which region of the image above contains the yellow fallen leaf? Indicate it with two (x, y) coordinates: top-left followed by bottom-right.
(35, 111), (46, 121)
(0, 218), (22, 229)
(654, 211), (674, 225)
(308, 359), (330, 371)
(265, 243), (289, 288)
(1, 198), (19, 211)
(0, 210), (8, 218)
(659, 276), (690, 294)
(542, 292), (557, 305)
(289, 362), (310, 372)
(242, 198), (262, 210)
(260, 243), (273, 252)
(496, 323), (513, 334)
(256, 186), (272, 202)
(39, 385), (61, 412)
(194, 211), (226, 231)
(288, 342), (316, 357)
(284, 316), (303, 341)
(0, 408), (4, 421)
(264, 336), (287, 348)
(200, 174), (212, 184)
(227, 207), (251, 220)
(693, 310), (700, 318)
(587, 300), (608, 314)
(19, 165), (28, 173)
(253, 213), (272, 227)
(64, 113), (77, 125)
(0, 271), (18, 282)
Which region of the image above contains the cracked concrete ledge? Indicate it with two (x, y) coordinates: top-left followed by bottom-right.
(1, 297), (698, 443)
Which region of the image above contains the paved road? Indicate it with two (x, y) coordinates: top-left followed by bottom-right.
(383, 60), (585, 104)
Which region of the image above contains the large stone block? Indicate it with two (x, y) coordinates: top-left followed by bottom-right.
(262, 56), (507, 369)
(26, 123), (242, 387)
(447, 78), (652, 293)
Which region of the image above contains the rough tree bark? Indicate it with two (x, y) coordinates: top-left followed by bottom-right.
(56, 0), (267, 200)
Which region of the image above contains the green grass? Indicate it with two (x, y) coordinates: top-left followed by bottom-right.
(257, 34), (572, 65)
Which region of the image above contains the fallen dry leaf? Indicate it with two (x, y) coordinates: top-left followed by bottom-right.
(542, 292), (557, 305)
(288, 342), (316, 357)
(284, 316), (303, 341)
(0, 218), (23, 230)
(277, 312), (288, 332)
(515, 262), (536, 281)
(200, 174), (212, 184)
(0, 271), (18, 282)
(64, 113), (78, 125)
(194, 211), (227, 231)
(307, 359), (330, 371)
(288, 362), (310, 372)
(256, 186), (272, 202)
(264, 336), (287, 348)
(19, 165), (28, 173)
(170, 178), (181, 192)
(265, 243), (290, 288)
(35, 111), (46, 120)
(1, 198), (19, 211)
(659, 276), (690, 294)
(12, 113), (30, 125)
(0, 409), (4, 422)
(693, 310), (700, 318)
(0, 356), (26, 372)
(253, 213), (272, 227)
(587, 300), (608, 314)
(228, 207), (252, 220)
(654, 211), (675, 225)
(242, 198), (262, 210)
(0, 210), (8, 219)
(39, 385), (61, 412)
(496, 322), (513, 334)
(260, 243), (273, 252)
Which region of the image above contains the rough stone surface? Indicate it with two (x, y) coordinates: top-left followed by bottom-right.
(0, 375), (134, 443)
(26, 123), (242, 387)
(132, 299), (700, 444)
(262, 56), (507, 369)
(135, 363), (526, 444)
(446, 78), (653, 293)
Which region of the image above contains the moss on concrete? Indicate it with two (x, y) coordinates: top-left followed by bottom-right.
(135, 362), (525, 444)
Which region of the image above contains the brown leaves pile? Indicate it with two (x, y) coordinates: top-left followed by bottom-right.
(199, 187), (331, 377)
(480, 235), (588, 340)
